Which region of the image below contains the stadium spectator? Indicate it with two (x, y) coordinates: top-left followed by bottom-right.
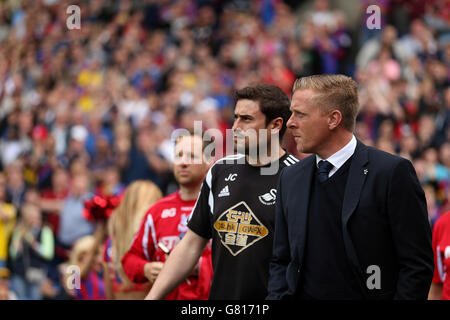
(39, 167), (70, 235)
(0, 172), (16, 282)
(57, 173), (94, 249)
(5, 161), (27, 211)
(62, 235), (105, 300)
(8, 203), (54, 300)
(104, 180), (162, 299)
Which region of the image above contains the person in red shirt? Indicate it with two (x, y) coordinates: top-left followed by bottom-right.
(121, 130), (213, 300)
(429, 211), (450, 300)
(39, 167), (70, 235)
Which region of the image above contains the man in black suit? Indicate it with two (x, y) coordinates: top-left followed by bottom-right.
(267, 74), (434, 300)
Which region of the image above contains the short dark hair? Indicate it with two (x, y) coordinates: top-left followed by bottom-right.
(233, 84), (291, 139)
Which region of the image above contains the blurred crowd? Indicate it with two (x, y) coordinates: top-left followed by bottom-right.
(0, 0), (448, 299)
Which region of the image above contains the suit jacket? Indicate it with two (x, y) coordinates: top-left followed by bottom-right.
(267, 140), (434, 300)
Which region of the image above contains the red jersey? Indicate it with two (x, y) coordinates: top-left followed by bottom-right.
(121, 191), (213, 300)
(432, 211), (450, 300)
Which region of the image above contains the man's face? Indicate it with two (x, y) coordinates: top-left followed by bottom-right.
(72, 175), (89, 197)
(24, 207), (42, 228)
(173, 135), (209, 187)
(232, 99), (269, 154)
(53, 169), (69, 190)
(287, 89), (331, 155)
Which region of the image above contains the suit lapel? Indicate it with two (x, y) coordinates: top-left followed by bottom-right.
(342, 140), (369, 226)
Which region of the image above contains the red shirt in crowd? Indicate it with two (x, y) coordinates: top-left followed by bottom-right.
(40, 188), (69, 234)
(121, 191), (213, 300)
(432, 211), (450, 300)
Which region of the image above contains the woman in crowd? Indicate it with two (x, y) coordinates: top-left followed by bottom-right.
(104, 180), (163, 299)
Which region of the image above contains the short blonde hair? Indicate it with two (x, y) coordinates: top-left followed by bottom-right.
(69, 235), (96, 267)
(292, 74), (359, 131)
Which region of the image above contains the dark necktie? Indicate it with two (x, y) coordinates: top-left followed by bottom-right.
(318, 160), (333, 182)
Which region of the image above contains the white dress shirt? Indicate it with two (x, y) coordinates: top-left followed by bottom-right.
(316, 135), (357, 178)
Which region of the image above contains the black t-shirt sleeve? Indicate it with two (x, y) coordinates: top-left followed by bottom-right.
(188, 179), (213, 239)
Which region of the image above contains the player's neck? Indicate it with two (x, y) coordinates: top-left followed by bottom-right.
(246, 145), (285, 167)
(179, 184), (201, 201)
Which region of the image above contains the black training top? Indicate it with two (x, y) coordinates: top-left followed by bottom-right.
(188, 152), (299, 300)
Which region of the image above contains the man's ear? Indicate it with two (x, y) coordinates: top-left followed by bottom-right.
(269, 117), (283, 133)
(328, 110), (342, 130)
